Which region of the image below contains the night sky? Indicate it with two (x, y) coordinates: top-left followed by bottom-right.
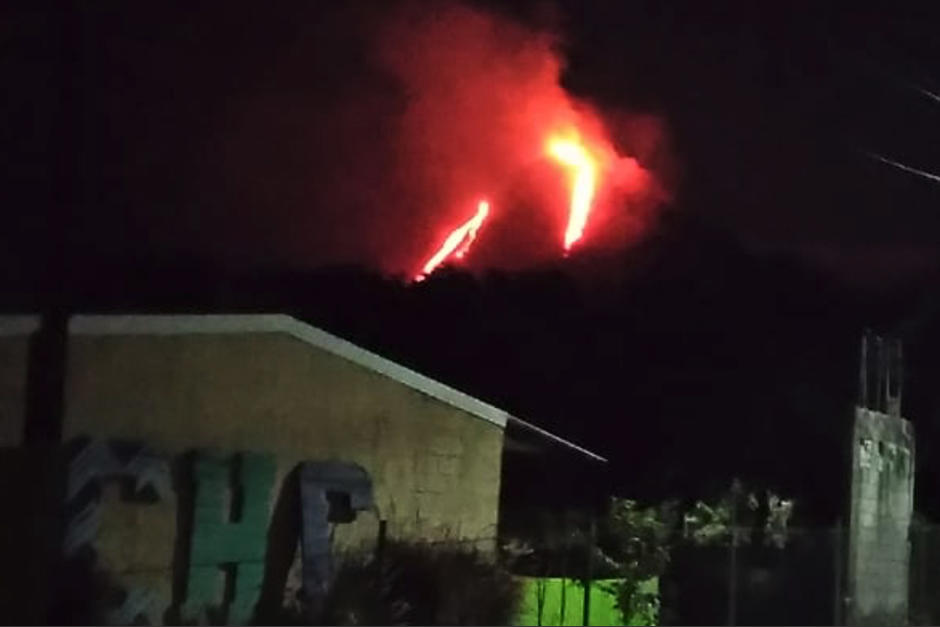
(3, 1), (940, 519)
(4, 1), (940, 282)
(556, 3), (940, 284)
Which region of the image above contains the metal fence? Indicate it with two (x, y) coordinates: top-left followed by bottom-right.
(286, 519), (940, 626)
(662, 522), (940, 626)
(661, 526), (843, 626)
(503, 513), (940, 626)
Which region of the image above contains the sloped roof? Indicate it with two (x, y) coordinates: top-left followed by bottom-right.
(1, 313), (606, 462)
(0, 314), (607, 462)
(70, 313), (513, 428)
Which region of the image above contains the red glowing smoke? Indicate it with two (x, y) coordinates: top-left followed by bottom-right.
(378, 2), (667, 277)
(200, 3), (669, 274)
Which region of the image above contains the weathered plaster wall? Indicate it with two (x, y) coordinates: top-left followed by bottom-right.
(55, 328), (504, 623)
(846, 407), (915, 626)
(64, 332), (504, 546)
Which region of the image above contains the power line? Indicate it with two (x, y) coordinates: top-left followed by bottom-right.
(865, 151), (940, 186)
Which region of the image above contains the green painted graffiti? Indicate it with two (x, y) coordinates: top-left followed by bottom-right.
(181, 452), (276, 625)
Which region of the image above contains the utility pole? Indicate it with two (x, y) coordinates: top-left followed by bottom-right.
(41, 3), (81, 622)
(727, 479), (741, 626)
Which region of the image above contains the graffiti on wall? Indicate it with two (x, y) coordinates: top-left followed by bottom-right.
(300, 461), (375, 611)
(62, 439), (174, 624)
(181, 452), (276, 625)
(61, 438), (375, 625)
(64, 438), (173, 557)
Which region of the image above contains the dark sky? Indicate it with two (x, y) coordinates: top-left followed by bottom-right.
(3, 1), (940, 290)
(5, 1), (940, 518)
(548, 2), (940, 279)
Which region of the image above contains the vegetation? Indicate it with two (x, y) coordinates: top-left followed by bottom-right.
(594, 485), (796, 625)
(308, 540), (522, 626)
(598, 499), (675, 624)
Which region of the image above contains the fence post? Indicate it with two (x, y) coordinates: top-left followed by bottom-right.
(833, 519), (842, 626)
(536, 577), (547, 627)
(582, 515), (596, 626)
(727, 481), (740, 626)
(917, 524), (927, 625)
(560, 511), (569, 626)
(375, 519), (387, 571)
(728, 525), (737, 626)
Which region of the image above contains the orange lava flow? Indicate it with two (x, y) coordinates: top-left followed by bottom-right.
(547, 136), (598, 251)
(415, 200), (490, 281)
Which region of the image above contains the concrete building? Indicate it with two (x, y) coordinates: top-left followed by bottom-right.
(845, 332), (915, 626)
(0, 313), (603, 624)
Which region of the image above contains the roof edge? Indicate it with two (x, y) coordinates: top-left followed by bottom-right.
(69, 313), (510, 428)
(67, 313), (608, 461)
(0, 315), (41, 336)
(508, 416), (608, 463)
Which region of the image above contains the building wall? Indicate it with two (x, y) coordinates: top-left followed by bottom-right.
(846, 407), (915, 626)
(57, 327), (504, 622)
(65, 332), (504, 542)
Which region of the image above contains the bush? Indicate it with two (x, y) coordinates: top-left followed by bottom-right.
(312, 541), (522, 625)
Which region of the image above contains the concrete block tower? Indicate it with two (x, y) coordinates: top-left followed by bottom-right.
(846, 332), (914, 626)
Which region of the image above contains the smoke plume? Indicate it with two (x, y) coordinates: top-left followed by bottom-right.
(200, 1), (670, 275)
